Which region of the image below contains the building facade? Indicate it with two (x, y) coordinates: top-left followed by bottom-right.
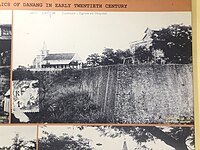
(130, 28), (165, 64)
(130, 28), (154, 53)
(32, 44), (82, 70)
(42, 53), (82, 69)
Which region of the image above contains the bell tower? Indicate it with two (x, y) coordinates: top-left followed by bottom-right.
(41, 41), (49, 57)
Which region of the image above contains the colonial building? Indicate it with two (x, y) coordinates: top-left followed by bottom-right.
(32, 43), (82, 70)
(32, 47), (49, 69)
(129, 28), (165, 64)
(42, 53), (82, 69)
(130, 28), (154, 53)
(0, 24), (11, 66)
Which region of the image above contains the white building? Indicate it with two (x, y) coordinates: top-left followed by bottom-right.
(130, 28), (165, 64)
(42, 52), (82, 69)
(32, 43), (82, 70)
(130, 28), (154, 53)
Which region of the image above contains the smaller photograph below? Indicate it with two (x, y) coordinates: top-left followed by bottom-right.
(38, 125), (194, 150)
(0, 126), (37, 150)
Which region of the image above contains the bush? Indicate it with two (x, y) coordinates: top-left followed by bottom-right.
(39, 91), (101, 123)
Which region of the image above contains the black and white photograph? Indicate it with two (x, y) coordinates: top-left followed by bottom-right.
(12, 11), (193, 124)
(12, 80), (39, 122)
(0, 126), (37, 150)
(38, 125), (194, 150)
(0, 10), (12, 123)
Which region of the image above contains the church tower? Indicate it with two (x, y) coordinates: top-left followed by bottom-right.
(33, 41), (49, 69)
(41, 41), (49, 57)
(122, 140), (128, 150)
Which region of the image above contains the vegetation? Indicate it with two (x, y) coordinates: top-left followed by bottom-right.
(39, 133), (93, 150)
(98, 126), (194, 150)
(39, 91), (102, 123)
(86, 24), (192, 66)
(134, 46), (154, 64)
(0, 134), (36, 150)
(151, 24), (192, 64)
(86, 48), (133, 66)
(38, 126), (194, 150)
(12, 69), (106, 123)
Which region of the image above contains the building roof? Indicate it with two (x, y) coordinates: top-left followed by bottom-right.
(44, 53), (75, 60)
(130, 28), (159, 44)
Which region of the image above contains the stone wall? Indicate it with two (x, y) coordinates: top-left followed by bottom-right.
(114, 64), (193, 124)
(69, 64), (193, 124)
(80, 66), (118, 122)
(33, 64), (193, 124)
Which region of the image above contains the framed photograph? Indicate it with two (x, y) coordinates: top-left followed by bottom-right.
(0, 0), (198, 149)
(38, 125), (194, 150)
(10, 10), (193, 125)
(0, 126), (37, 149)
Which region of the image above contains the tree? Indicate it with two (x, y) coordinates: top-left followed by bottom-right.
(40, 90), (101, 123)
(99, 48), (134, 66)
(117, 49), (133, 58)
(151, 24), (192, 64)
(101, 48), (134, 65)
(100, 48), (116, 65)
(11, 134), (25, 150)
(97, 126), (194, 150)
(134, 46), (154, 64)
(12, 68), (35, 81)
(86, 53), (101, 67)
(33, 69), (102, 123)
(142, 126), (194, 150)
(115, 49), (133, 64)
(0, 146), (11, 150)
(10, 133), (36, 150)
(27, 141), (36, 150)
(39, 133), (93, 150)
(86, 48), (134, 67)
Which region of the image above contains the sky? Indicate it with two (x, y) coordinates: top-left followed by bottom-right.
(0, 126), (37, 147)
(12, 11), (191, 69)
(39, 126), (175, 150)
(0, 10), (12, 24)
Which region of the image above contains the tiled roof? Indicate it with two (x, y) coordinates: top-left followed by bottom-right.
(44, 53), (75, 60)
